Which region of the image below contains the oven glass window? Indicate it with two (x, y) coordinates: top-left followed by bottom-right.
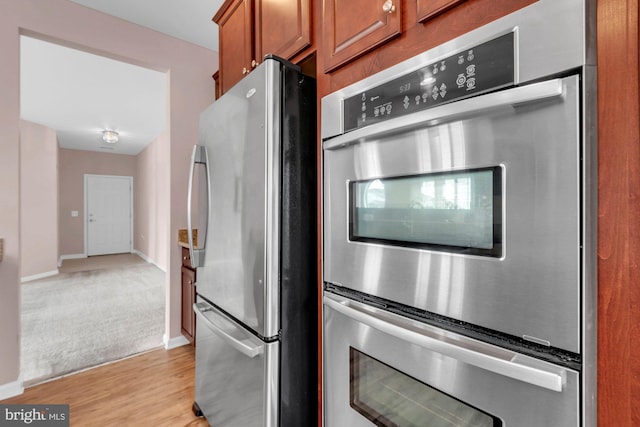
(350, 348), (501, 427)
(349, 167), (502, 257)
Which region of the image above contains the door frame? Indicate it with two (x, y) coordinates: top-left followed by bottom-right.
(83, 174), (134, 256)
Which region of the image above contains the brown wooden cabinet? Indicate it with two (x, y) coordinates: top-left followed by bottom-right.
(256, 0), (312, 63)
(596, 0), (640, 423)
(180, 247), (196, 345)
(214, 0), (313, 95)
(213, 0), (254, 94)
(417, 0), (467, 23)
(322, 0), (402, 72)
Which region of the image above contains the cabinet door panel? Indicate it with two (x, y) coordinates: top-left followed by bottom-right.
(214, 0), (253, 94)
(181, 266), (196, 344)
(256, 0), (311, 61)
(417, 0), (467, 23)
(323, 0), (402, 72)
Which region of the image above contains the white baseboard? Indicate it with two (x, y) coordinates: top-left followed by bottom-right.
(163, 334), (190, 350)
(0, 377), (24, 400)
(21, 270), (59, 283)
(132, 249), (152, 264)
(132, 250), (166, 272)
(58, 253), (86, 267)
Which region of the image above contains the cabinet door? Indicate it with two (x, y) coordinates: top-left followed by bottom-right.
(181, 266), (196, 344)
(255, 0), (312, 61)
(214, 0), (254, 94)
(417, 0), (467, 23)
(322, 0), (402, 72)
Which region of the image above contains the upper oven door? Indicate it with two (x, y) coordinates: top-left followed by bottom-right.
(323, 75), (581, 353)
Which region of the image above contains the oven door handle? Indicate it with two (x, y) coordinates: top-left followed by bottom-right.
(323, 78), (564, 150)
(324, 294), (567, 392)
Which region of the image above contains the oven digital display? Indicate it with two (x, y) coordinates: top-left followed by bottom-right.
(349, 167), (502, 257)
(350, 348), (502, 427)
(343, 32), (515, 132)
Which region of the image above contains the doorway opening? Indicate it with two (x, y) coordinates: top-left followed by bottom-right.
(19, 35), (169, 385)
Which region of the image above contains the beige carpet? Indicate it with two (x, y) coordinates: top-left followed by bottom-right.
(21, 259), (165, 386)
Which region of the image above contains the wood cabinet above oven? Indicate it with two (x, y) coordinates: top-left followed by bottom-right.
(317, 0), (537, 93)
(321, 0), (402, 73)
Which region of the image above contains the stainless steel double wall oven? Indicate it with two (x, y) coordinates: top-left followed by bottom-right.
(322, 1), (596, 426)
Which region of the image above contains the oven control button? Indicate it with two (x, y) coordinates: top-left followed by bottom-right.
(466, 77), (477, 91)
(440, 83), (447, 98)
(403, 96), (410, 109)
(466, 64), (476, 76)
(456, 74), (466, 88)
(467, 49), (475, 61)
(431, 86), (439, 100)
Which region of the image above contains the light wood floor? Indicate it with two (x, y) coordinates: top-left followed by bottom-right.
(1, 345), (209, 426)
(58, 253), (147, 274)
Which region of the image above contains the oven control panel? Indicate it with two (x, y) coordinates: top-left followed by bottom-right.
(344, 33), (515, 132)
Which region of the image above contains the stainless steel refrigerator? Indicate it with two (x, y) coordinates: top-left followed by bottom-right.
(186, 56), (317, 426)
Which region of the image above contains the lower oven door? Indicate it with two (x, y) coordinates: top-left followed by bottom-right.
(323, 293), (580, 427)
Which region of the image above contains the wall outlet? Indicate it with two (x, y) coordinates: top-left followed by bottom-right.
(71, 210), (78, 217)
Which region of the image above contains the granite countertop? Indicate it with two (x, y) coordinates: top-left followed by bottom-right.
(178, 229), (197, 248)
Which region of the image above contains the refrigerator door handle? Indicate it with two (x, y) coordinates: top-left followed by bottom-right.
(194, 303), (264, 359)
(187, 145), (210, 268)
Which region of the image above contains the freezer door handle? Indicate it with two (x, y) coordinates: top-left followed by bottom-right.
(187, 145), (210, 268)
(324, 294), (567, 392)
(194, 302), (264, 358)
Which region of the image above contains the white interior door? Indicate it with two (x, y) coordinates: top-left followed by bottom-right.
(86, 175), (132, 256)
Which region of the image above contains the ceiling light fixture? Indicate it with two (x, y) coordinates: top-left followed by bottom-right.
(102, 130), (119, 144)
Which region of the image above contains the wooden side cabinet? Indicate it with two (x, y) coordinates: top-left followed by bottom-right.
(181, 247), (197, 345)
